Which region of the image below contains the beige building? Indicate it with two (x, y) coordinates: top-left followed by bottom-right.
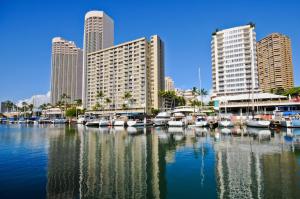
(257, 33), (294, 92)
(165, 76), (174, 91)
(82, 11), (114, 107)
(85, 35), (164, 112)
(50, 37), (83, 104)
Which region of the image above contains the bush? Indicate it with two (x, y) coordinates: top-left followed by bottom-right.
(65, 108), (77, 117)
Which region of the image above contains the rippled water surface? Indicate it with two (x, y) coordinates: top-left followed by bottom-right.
(0, 124), (299, 199)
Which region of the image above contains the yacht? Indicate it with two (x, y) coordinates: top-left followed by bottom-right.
(99, 116), (110, 127)
(168, 112), (186, 127)
(246, 117), (270, 128)
(51, 118), (67, 124)
(77, 115), (88, 124)
(113, 115), (128, 127)
(280, 117), (300, 128)
(153, 112), (171, 126)
(218, 118), (234, 127)
(85, 116), (100, 127)
(195, 116), (208, 127)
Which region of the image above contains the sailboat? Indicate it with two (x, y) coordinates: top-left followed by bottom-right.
(245, 90), (270, 128)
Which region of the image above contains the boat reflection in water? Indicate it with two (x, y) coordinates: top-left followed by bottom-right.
(28, 125), (300, 199)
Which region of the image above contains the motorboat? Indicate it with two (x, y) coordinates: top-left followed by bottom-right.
(280, 117), (300, 128)
(168, 112), (186, 127)
(77, 115), (88, 124)
(195, 116), (208, 127)
(247, 127), (271, 140)
(153, 112), (171, 126)
(127, 117), (153, 127)
(99, 116), (110, 127)
(220, 128), (231, 135)
(51, 118), (67, 124)
(113, 115), (128, 127)
(218, 118), (234, 127)
(85, 118), (100, 127)
(246, 117), (270, 128)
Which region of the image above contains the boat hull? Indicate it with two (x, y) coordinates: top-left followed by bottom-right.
(168, 121), (185, 127)
(246, 120), (270, 128)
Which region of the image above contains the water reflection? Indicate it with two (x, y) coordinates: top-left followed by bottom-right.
(0, 124), (299, 199)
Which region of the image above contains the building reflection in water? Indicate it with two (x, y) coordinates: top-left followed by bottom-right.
(214, 127), (300, 199)
(45, 125), (300, 199)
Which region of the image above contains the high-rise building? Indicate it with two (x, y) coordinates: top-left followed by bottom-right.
(257, 33), (294, 92)
(85, 35), (164, 112)
(82, 11), (114, 107)
(211, 24), (259, 97)
(165, 76), (174, 91)
(50, 37), (83, 104)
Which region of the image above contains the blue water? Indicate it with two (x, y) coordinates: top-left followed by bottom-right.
(0, 124), (299, 199)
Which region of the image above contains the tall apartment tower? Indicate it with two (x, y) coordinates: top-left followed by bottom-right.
(211, 24), (259, 97)
(82, 11), (114, 107)
(50, 37), (83, 104)
(257, 33), (294, 92)
(85, 35), (164, 112)
(165, 76), (174, 91)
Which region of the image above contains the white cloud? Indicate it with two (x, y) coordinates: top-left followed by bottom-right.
(17, 91), (50, 108)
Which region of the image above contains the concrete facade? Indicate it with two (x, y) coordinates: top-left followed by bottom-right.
(85, 35), (164, 112)
(165, 76), (174, 91)
(211, 24), (259, 97)
(257, 33), (294, 92)
(82, 11), (114, 107)
(50, 37), (83, 104)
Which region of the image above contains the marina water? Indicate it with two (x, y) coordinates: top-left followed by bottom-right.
(0, 124), (299, 199)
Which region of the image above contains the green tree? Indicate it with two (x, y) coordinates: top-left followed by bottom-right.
(3, 100), (14, 112)
(123, 92), (134, 109)
(65, 107), (77, 118)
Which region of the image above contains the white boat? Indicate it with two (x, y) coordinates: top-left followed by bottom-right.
(77, 115), (87, 124)
(221, 128), (231, 134)
(153, 112), (171, 126)
(113, 115), (128, 127)
(168, 112), (186, 127)
(218, 118), (234, 127)
(51, 118), (67, 124)
(195, 116), (208, 127)
(246, 118), (270, 128)
(85, 119), (100, 127)
(99, 117), (110, 127)
(127, 117), (153, 127)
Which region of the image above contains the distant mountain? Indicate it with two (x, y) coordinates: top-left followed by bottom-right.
(17, 91), (50, 108)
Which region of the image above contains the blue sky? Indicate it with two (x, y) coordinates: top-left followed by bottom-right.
(0, 0), (299, 102)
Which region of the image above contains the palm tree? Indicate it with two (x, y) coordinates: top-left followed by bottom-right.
(74, 99), (82, 107)
(4, 100), (14, 113)
(200, 88), (208, 107)
(96, 91), (104, 111)
(39, 103), (48, 110)
(105, 98), (111, 110)
(60, 93), (70, 111)
(191, 87), (200, 113)
(123, 92), (133, 110)
(28, 104), (34, 117)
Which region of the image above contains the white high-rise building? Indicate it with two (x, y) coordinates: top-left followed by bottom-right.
(165, 76), (174, 91)
(50, 37), (83, 104)
(82, 11), (114, 107)
(85, 35), (164, 112)
(211, 24), (259, 97)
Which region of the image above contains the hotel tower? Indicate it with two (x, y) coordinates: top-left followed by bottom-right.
(257, 33), (294, 92)
(50, 37), (83, 104)
(85, 35), (164, 112)
(82, 11), (114, 107)
(211, 24), (259, 97)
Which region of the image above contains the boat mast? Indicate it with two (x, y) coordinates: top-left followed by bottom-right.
(199, 67), (203, 111)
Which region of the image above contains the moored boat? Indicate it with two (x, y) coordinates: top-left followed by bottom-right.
(153, 112), (171, 126)
(246, 117), (270, 128)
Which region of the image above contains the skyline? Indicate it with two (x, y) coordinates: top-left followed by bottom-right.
(1, 0), (300, 102)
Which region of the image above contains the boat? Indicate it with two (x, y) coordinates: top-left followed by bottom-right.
(77, 115), (88, 124)
(220, 128), (231, 134)
(195, 116), (208, 127)
(280, 117), (300, 128)
(247, 127), (271, 140)
(246, 116), (270, 128)
(153, 112), (171, 126)
(113, 115), (128, 127)
(218, 118), (234, 127)
(168, 112), (186, 127)
(38, 117), (52, 124)
(99, 117), (110, 127)
(85, 118), (100, 127)
(51, 118), (67, 124)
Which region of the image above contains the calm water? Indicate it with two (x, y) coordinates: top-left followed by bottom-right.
(0, 124), (299, 199)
